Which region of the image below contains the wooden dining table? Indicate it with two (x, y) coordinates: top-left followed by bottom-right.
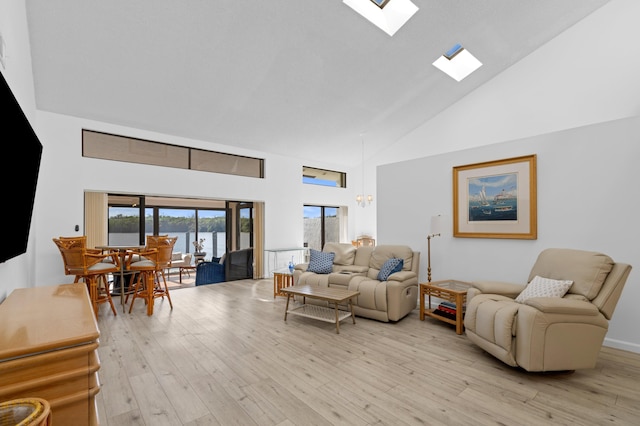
(95, 245), (145, 312)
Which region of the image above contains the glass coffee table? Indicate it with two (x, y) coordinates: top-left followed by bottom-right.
(419, 279), (471, 334)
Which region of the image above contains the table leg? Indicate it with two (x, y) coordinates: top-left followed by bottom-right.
(419, 286), (425, 320)
(349, 298), (356, 324)
(119, 253), (126, 313)
(146, 274), (154, 316)
(334, 302), (340, 334)
(284, 294), (291, 321)
(89, 278), (98, 318)
(455, 293), (464, 335)
(273, 274), (278, 299)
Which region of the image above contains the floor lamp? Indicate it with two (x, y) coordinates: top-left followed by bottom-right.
(427, 215), (444, 282)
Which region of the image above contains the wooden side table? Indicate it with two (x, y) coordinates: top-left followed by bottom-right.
(273, 270), (294, 298)
(419, 279), (471, 335)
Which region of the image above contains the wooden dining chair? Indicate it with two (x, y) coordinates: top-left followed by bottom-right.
(52, 237), (120, 317)
(126, 236), (177, 315)
(149, 235), (178, 291)
(54, 236), (101, 280)
(145, 234), (169, 248)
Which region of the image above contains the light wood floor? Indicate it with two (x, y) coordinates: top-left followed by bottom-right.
(95, 279), (640, 425)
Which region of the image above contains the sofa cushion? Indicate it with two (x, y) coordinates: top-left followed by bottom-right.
(171, 252), (183, 261)
(324, 242), (356, 266)
(370, 245), (414, 271)
(307, 249), (334, 274)
(527, 248), (613, 300)
(514, 275), (573, 303)
(377, 258), (403, 281)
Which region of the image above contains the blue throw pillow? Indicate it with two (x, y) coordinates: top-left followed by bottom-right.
(377, 258), (403, 281)
(307, 249), (335, 274)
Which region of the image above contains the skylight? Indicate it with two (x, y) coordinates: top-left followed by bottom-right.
(343, 0), (419, 37)
(370, 0), (391, 8)
(432, 44), (482, 82)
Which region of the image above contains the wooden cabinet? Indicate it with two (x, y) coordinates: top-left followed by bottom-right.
(0, 283), (100, 425)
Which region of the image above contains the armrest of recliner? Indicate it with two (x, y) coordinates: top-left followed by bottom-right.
(386, 272), (418, 292)
(523, 297), (600, 316)
(387, 270), (416, 283)
(294, 263), (309, 272)
(470, 280), (525, 299)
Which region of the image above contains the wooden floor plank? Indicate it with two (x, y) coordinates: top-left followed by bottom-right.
(95, 278), (640, 425)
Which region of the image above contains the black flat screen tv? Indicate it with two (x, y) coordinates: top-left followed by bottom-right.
(1, 71), (43, 263)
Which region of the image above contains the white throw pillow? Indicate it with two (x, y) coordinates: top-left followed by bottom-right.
(515, 275), (573, 303)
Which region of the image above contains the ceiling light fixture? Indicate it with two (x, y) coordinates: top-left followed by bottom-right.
(432, 43), (482, 82)
(343, 0), (419, 37)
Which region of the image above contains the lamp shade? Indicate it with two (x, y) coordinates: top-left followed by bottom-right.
(430, 215), (444, 236)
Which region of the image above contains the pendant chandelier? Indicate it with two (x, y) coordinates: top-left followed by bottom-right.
(356, 135), (373, 207)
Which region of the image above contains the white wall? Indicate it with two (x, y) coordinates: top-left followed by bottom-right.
(379, 117), (639, 353)
(0, 0), (39, 300)
(375, 0), (640, 353)
(31, 112), (358, 286)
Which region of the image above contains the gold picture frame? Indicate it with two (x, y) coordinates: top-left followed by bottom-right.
(453, 154), (537, 239)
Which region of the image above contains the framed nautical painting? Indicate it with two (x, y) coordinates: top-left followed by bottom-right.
(453, 154), (537, 239)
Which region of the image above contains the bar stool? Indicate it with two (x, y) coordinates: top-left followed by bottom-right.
(52, 237), (119, 317)
(126, 236), (176, 315)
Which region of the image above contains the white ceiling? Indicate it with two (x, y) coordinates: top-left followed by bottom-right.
(25, 0), (610, 167)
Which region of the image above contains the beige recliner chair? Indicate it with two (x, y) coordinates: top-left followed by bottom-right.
(464, 248), (632, 372)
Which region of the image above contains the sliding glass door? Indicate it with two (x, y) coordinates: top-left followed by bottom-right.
(100, 193), (263, 276)
(303, 205), (340, 251)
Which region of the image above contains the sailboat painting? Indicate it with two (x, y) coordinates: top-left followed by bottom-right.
(453, 154), (536, 239)
(467, 173), (518, 222)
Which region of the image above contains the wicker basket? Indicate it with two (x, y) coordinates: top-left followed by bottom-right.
(0, 398), (51, 426)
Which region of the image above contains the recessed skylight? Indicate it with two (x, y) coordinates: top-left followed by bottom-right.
(343, 0), (419, 37)
(370, 0), (391, 8)
(432, 44), (482, 82)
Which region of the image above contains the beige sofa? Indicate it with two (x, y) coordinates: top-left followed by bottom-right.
(464, 248), (632, 372)
(293, 242), (420, 322)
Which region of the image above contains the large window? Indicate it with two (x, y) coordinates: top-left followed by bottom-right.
(108, 195), (229, 258)
(303, 205), (340, 251)
(92, 192), (264, 277)
(157, 208), (227, 257)
(196, 209), (226, 258)
(107, 195), (145, 246)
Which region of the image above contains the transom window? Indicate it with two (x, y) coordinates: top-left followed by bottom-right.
(302, 166), (346, 188)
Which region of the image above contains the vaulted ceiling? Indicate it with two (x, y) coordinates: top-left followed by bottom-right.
(25, 0), (610, 167)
